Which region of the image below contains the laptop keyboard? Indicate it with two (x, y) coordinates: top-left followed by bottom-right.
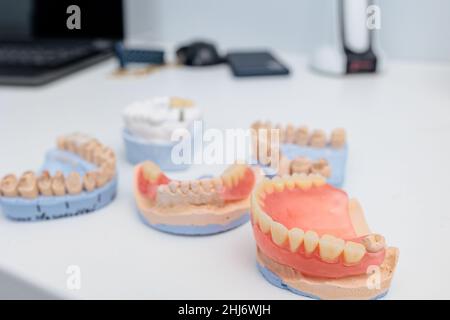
(0, 42), (100, 68)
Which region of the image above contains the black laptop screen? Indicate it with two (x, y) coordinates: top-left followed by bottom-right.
(0, 0), (124, 41)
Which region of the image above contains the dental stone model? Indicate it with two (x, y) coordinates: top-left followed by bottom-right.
(0, 133), (117, 221)
(134, 160), (258, 235)
(251, 121), (347, 187)
(251, 174), (399, 299)
(123, 96), (202, 171)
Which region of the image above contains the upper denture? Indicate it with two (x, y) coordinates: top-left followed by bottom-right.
(251, 174), (386, 278)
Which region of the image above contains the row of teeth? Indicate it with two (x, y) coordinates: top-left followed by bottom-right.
(0, 134), (116, 199)
(252, 175), (384, 265)
(154, 164), (248, 206)
(289, 157), (331, 178)
(157, 179), (224, 206)
(251, 121), (346, 149)
(0, 168), (114, 199)
(57, 133), (116, 168)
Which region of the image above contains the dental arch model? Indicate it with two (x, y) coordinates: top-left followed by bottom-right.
(0, 133), (117, 221)
(123, 96), (202, 171)
(134, 161), (257, 235)
(251, 174), (399, 299)
(251, 121), (347, 187)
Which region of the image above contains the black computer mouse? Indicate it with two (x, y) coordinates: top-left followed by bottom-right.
(176, 41), (224, 66)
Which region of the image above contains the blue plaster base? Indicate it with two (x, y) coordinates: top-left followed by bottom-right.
(0, 149), (117, 222)
(279, 144), (348, 187)
(257, 262), (388, 300)
(138, 210), (250, 236)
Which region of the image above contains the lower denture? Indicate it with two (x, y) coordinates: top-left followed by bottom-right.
(252, 177), (386, 279)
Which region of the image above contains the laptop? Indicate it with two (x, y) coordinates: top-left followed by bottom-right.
(0, 0), (124, 86)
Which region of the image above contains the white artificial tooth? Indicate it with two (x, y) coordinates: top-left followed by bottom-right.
(288, 228), (304, 252)
(231, 173), (240, 187)
(255, 181), (265, 197)
(222, 175), (232, 188)
(190, 180), (200, 193)
(294, 173), (312, 190)
(271, 221), (288, 246)
(343, 241), (366, 265)
(141, 161), (161, 182)
(272, 177), (284, 192)
(304, 230), (319, 254)
(251, 197), (262, 222)
(319, 234), (345, 262)
(258, 212), (273, 234)
(180, 181), (190, 194)
(310, 173), (326, 187)
(168, 181), (179, 193)
(263, 179), (274, 194)
(281, 175), (295, 190)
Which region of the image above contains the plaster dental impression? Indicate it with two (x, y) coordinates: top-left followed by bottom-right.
(0, 133), (117, 221)
(251, 174), (399, 299)
(251, 121), (347, 187)
(133, 160), (258, 235)
(123, 96), (202, 171)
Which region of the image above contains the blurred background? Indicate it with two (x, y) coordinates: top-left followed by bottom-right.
(126, 0), (450, 62)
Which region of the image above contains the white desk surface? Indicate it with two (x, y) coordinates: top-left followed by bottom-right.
(1, 53), (450, 299)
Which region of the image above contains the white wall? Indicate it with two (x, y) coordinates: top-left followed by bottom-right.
(125, 0), (450, 61)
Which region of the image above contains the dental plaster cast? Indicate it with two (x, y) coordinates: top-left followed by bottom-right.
(0, 133), (117, 221)
(251, 174), (399, 299)
(134, 160), (259, 235)
(251, 121), (347, 187)
(123, 96), (202, 171)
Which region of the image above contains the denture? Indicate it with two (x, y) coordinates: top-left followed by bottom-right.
(123, 96), (202, 171)
(251, 174), (399, 299)
(252, 122), (348, 187)
(134, 160), (259, 235)
(0, 133), (117, 221)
